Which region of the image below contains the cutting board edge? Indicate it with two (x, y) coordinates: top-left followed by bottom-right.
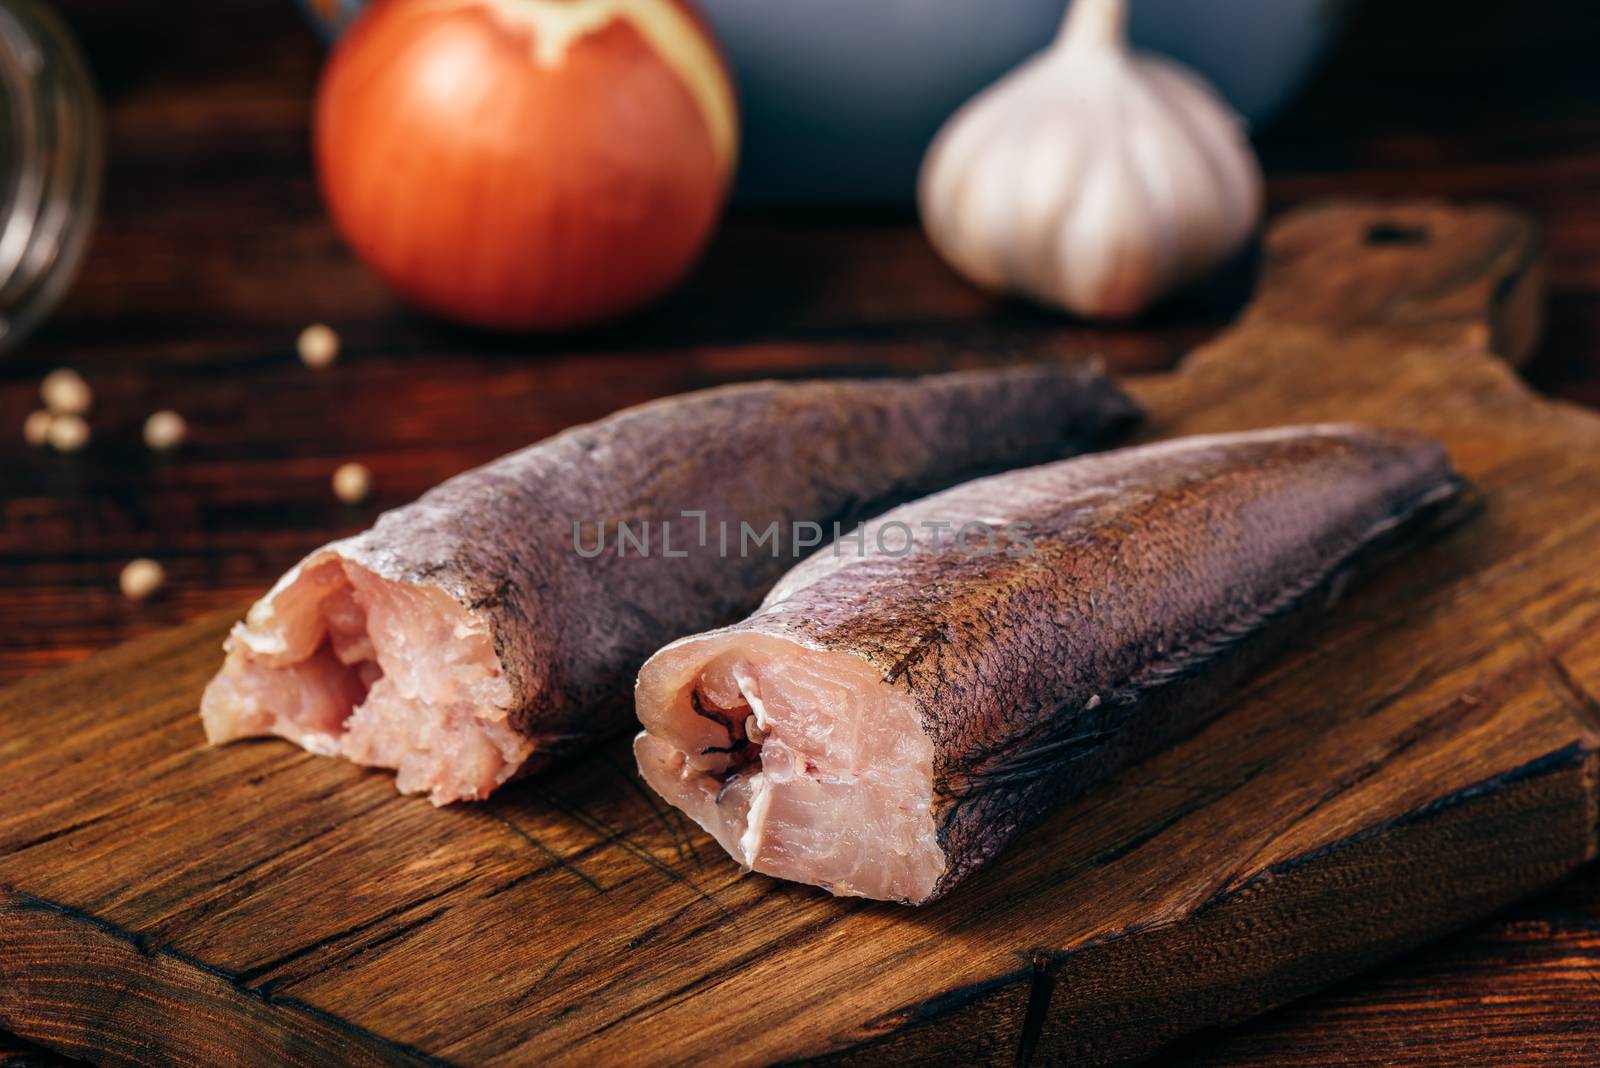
(804, 737), (1599, 1067)
(5, 737), (1588, 1068)
(0, 884), (445, 1068)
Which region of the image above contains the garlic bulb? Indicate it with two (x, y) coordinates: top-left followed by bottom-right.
(918, 0), (1263, 320)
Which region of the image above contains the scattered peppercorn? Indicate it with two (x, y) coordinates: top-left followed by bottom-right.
(333, 461), (372, 503)
(47, 413), (90, 452)
(298, 323), (340, 368)
(23, 409), (52, 446)
(120, 558), (166, 601)
(143, 410), (187, 451)
(40, 368), (91, 414)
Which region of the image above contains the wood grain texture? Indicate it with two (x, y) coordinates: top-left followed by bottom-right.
(3, 201), (1597, 1066)
(1160, 865), (1600, 1067)
(7, 0), (1600, 1063)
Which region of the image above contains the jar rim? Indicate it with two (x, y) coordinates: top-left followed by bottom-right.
(0, 0), (102, 355)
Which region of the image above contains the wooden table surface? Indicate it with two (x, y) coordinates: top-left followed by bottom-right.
(3, 0), (1599, 1064)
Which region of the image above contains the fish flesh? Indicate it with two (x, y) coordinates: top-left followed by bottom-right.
(202, 365), (1139, 803)
(634, 425), (1467, 903)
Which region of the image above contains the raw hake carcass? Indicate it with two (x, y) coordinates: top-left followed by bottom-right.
(202, 365), (1139, 803)
(634, 425), (1467, 903)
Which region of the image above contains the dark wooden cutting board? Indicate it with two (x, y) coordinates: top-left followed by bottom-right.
(3, 201), (1596, 1068)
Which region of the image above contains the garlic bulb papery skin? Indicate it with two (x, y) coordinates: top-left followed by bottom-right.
(918, 0), (1263, 320)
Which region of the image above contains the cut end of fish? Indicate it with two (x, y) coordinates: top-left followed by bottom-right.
(200, 552), (526, 804)
(634, 631), (945, 903)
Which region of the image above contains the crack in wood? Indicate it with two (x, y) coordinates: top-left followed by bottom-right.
(588, 896), (869, 1042)
(484, 810), (604, 894)
(1237, 741), (1592, 895)
(200, 797), (398, 895)
(236, 874), (478, 987)
(597, 747), (702, 868)
(621, 875), (770, 955)
(1088, 782), (1240, 869)
(515, 944), (582, 1009)
(0, 887), (454, 1068)
(4, 811), (122, 855)
(1013, 952), (1057, 1068)
(525, 786), (732, 921)
(1509, 615), (1600, 736)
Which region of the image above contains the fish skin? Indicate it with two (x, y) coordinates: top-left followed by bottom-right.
(652, 425), (1467, 900)
(212, 364), (1140, 783)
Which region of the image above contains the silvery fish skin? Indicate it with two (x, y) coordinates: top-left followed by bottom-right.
(634, 425), (1467, 903)
(201, 365), (1140, 803)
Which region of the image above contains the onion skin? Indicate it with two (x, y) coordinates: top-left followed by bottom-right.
(314, 0), (737, 331)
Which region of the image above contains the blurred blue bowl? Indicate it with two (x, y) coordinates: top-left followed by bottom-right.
(299, 0), (1351, 205)
(297, 0), (365, 37)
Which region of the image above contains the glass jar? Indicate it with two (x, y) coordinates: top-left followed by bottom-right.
(0, 0), (101, 355)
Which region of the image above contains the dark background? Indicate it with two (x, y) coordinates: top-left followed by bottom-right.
(3, 0), (1599, 1063)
